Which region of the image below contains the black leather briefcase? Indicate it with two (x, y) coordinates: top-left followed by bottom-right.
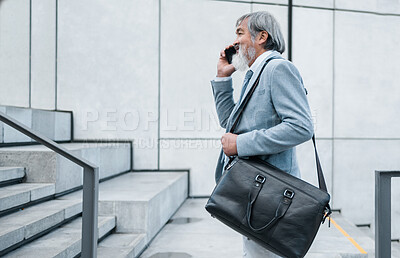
(205, 59), (331, 257)
(205, 145), (331, 257)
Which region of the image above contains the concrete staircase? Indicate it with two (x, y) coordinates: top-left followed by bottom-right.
(0, 106), (189, 257)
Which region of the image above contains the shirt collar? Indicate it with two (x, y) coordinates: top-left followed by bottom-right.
(249, 50), (273, 73)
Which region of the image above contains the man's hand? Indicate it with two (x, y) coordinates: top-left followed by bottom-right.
(217, 45), (236, 78)
(221, 133), (238, 156)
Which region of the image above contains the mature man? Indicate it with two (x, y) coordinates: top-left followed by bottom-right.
(211, 11), (314, 257)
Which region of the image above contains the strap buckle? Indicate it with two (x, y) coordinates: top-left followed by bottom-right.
(283, 189), (295, 199)
(255, 175), (266, 184)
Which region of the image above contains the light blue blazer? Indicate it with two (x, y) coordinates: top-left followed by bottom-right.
(211, 51), (314, 183)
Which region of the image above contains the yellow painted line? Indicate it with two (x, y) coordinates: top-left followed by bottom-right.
(328, 217), (367, 254)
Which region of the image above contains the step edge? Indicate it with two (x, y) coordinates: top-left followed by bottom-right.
(2, 215), (116, 257)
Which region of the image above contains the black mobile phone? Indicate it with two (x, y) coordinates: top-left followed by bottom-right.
(224, 46), (237, 64)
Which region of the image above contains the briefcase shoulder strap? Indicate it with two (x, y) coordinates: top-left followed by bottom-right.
(229, 57), (281, 134)
(229, 57), (329, 193)
(312, 135), (327, 192)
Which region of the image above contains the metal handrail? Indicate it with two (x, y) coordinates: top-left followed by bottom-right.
(375, 170), (400, 258)
(0, 111), (98, 258)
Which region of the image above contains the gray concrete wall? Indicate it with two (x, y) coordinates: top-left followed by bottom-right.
(0, 0), (30, 107)
(1, 0), (400, 238)
(31, 0), (57, 109)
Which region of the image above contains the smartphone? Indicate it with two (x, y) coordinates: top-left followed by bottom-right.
(224, 46), (237, 64)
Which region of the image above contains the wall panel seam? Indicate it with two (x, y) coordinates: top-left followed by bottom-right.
(160, 138), (222, 140)
(211, 0), (400, 17)
(333, 7), (400, 17)
(159, 137), (400, 141)
(331, 2), (336, 207)
(29, 0), (32, 108)
(55, 0), (58, 110)
(157, 0), (162, 170)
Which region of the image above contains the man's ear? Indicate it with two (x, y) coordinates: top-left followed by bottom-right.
(258, 31), (269, 45)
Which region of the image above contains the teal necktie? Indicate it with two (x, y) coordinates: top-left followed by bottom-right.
(239, 70), (253, 102)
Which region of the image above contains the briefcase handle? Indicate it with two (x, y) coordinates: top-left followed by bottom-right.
(246, 180), (294, 232)
(228, 58), (329, 193)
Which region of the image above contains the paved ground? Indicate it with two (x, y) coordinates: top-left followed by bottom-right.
(140, 198), (242, 258)
(139, 198), (389, 258)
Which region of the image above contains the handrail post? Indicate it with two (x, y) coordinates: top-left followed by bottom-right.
(375, 171), (400, 258)
(82, 166), (99, 258)
(375, 171), (391, 258)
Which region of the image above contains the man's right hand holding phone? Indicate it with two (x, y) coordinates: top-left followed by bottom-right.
(217, 45), (237, 78)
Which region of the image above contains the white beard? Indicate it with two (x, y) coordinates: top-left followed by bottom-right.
(231, 45), (256, 71)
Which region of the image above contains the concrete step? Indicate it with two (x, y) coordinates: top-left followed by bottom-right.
(0, 167), (25, 184)
(0, 183), (55, 212)
(3, 216), (115, 258)
(59, 171), (189, 247)
(97, 172), (188, 244)
(97, 233), (146, 258)
(0, 142), (131, 193)
(0, 197), (81, 253)
(310, 215), (400, 257)
(355, 225), (400, 257)
(0, 105), (72, 143)
(306, 213), (371, 257)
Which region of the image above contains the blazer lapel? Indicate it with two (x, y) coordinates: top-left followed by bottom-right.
(226, 51), (281, 132)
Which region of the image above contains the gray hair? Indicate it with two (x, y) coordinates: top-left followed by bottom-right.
(236, 11), (285, 54)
